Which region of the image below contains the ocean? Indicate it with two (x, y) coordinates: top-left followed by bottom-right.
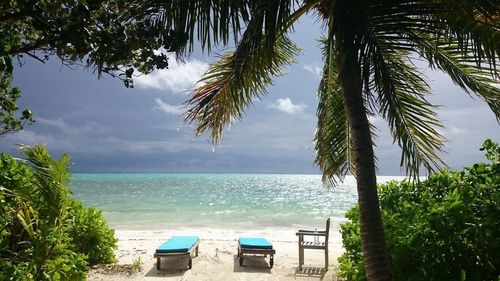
(70, 174), (404, 232)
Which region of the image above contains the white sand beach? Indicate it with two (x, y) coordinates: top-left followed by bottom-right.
(87, 228), (343, 281)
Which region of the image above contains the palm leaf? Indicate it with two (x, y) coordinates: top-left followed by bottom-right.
(21, 145), (72, 226)
(362, 33), (446, 178)
(412, 34), (500, 118)
(16, 202), (37, 239)
(376, 58), (445, 178)
(145, 0), (248, 54)
(430, 0), (500, 70)
(366, 0), (500, 69)
(184, 8), (300, 144)
(149, 0), (299, 55)
(314, 31), (352, 185)
(355, 0), (500, 178)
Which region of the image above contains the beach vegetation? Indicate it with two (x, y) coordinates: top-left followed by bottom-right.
(0, 145), (117, 280)
(67, 200), (117, 265)
(131, 257), (143, 273)
(153, 1), (500, 280)
(0, 60), (33, 136)
(338, 140), (500, 281)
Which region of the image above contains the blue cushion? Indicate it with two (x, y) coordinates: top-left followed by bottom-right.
(156, 236), (199, 253)
(239, 237), (273, 249)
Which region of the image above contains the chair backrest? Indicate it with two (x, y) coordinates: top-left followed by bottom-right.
(324, 218), (330, 244)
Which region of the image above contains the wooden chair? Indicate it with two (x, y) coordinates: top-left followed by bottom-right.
(296, 218), (330, 270)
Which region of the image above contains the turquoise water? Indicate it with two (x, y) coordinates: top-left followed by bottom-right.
(70, 173), (402, 230)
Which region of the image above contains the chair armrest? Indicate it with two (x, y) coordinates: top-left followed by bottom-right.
(296, 230), (326, 236)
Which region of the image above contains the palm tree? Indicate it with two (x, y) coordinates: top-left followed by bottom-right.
(150, 1), (500, 280)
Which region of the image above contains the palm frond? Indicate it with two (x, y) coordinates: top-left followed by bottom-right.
(144, 0), (248, 54)
(365, 39), (446, 179)
(431, 0), (500, 72)
(314, 36), (352, 186)
(412, 34), (500, 118)
(21, 145), (72, 225)
(365, 0), (500, 73)
(148, 0), (299, 55)
(350, 0), (500, 178)
(184, 32), (300, 143)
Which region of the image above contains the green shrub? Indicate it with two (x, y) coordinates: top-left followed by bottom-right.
(0, 146), (117, 280)
(338, 140), (500, 281)
(67, 199), (117, 265)
(0, 152), (36, 280)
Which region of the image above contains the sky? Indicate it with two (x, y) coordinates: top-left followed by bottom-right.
(1, 15), (499, 175)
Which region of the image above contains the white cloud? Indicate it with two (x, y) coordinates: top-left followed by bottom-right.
(268, 98), (306, 114)
(153, 98), (184, 115)
(303, 63), (322, 79)
(37, 117), (109, 135)
(135, 56), (209, 92)
(448, 126), (468, 135)
(368, 115), (382, 125)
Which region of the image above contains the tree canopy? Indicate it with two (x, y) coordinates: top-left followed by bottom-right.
(0, 0), (188, 135)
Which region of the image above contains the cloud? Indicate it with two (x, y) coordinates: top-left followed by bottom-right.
(368, 115), (382, 125)
(135, 56), (209, 92)
(268, 98), (306, 114)
(153, 98), (184, 115)
(303, 63), (322, 79)
(37, 117), (109, 136)
(448, 126), (467, 135)
(2, 122), (197, 156)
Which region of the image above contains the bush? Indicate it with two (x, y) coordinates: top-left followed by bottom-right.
(0, 146), (117, 280)
(67, 200), (117, 265)
(338, 140), (500, 281)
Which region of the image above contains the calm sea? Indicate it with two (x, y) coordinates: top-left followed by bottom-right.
(70, 174), (404, 230)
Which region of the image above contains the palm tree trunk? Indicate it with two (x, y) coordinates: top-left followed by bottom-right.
(337, 53), (392, 281)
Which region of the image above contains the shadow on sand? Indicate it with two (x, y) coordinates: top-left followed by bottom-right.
(292, 266), (328, 280)
(232, 254), (272, 273)
(144, 256), (191, 278)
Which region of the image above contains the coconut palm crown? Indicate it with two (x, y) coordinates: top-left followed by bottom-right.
(149, 1), (500, 280)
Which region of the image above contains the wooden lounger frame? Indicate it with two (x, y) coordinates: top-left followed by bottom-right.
(154, 239), (200, 270)
(238, 244), (275, 268)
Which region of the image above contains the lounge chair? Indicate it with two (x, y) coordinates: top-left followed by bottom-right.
(237, 237), (275, 268)
(296, 218), (330, 270)
(154, 236), (199, 270)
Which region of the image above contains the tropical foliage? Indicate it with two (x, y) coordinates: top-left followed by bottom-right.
(338, 140), (500, 281)
(150, 1), (499, 279)
(0, 57), (33, 136)
(67, 200), (117, 265)
(0, 146), (117, 280)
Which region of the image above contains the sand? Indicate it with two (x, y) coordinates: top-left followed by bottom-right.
(87, 228), (343, 281)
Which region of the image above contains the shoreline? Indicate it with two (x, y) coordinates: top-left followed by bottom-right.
(87, 228), (343, 280)
(112, 224), (344, 242)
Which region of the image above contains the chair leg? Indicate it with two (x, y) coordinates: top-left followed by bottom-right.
(238, 246), (244, 266)
(324, 249), (329, 270)
(298, 247), (304, 270)
(156, 258), (161, 270)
